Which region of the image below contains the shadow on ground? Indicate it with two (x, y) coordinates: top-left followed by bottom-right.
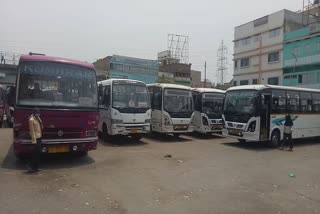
(187, 132), (225, 140)
(98, 136), (148, 147)
(1, 144), (95, 171)
(222, 137), (320, 151)
(144, 133), (193, 143)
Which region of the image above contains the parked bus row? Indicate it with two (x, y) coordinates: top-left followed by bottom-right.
(7, 53), (320, 159)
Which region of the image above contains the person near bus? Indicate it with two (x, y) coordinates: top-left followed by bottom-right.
(280, 114), (294, 151)
(28, 108), (43, 172)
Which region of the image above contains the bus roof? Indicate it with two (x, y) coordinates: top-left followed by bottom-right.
(192, 88), (225, 93)
(19, 55), (94, 69)
(98, 79), (147, 86)
(147, 83), (192, 90)
(227, 84), (320, 93)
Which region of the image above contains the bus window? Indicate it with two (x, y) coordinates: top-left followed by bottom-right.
(193, 92), (201, 111)
(312, 93), (320, 113)
(152, 87), (162, 110)
(103, 86), (111, 106)
(287, 91), (300, 113)
(271, 89), (286, 114)
(300, 92), (312, 113)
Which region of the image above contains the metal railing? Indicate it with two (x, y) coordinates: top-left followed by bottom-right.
(0, 52), (22, 65)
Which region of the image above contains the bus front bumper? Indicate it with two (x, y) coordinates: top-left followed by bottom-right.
(112, 124), (150, 135)
(13, 137), (98, 155)
(163, 124), (194, 133)
(222, 129), (260, 142)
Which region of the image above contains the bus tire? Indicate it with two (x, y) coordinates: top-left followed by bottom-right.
(238, 139), (246, 143)
(131, 134), (142, 142)
(173, 133), (180, 138)
(102, 123), (109, 141)
(270, 130), (280, 147)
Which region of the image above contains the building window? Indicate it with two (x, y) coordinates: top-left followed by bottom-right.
(298, 73), (315, 84)
(268, 77), (279, 85)
(240, 57), (250, 67)
(234, 60), (238, 69)
(253, 34), (260, 43)
(269, 28), (281, 38)
(305, 44), (311, 55)
(293, 46), (300, 57)
(240, 80), (249, 85)
(317, 42), (320, 53)
(235, 41), (239, 48)
(233, 81), (237, 86)
(241, 37), (251, 46)
(268, 51), (280, 63)
(252, 79), (258, 84)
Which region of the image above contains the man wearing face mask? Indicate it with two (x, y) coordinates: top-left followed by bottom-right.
(28, 108), (43, 172)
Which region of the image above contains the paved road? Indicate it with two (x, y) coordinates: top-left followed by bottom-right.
(0, 129), (320, 214)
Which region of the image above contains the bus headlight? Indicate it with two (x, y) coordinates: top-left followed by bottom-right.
(164, 115), (171, 126)
(202, 116), (209, 126)
(111, 119), (123, 124)
(248, 121), (256, 132)
(145, 119), (151, 124)
(86, 130), (97, 137)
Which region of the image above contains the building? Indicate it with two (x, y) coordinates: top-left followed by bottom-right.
(93, 55), (159, 84)
(93, 56), (111, 81)
(191, 70), (201, 87)
(158, 50), (192, 86)
(283, 23), (320, 89)
(159, 63), (191, 86)
(233, 10), (304, 86)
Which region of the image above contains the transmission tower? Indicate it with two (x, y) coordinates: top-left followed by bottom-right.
(216, 40), (228, 85)
(167, 34), (189, 64)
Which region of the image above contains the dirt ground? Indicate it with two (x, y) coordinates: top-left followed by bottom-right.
(0, 128), (320, 214)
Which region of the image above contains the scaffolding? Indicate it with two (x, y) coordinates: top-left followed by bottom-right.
(302, 0), (320, 25)
(167, 34), (189, 64)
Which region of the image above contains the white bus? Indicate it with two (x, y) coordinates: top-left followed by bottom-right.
(222, 85), (320, 146)
(192, 88), (225, 134)
(147, 83), (194, 137)
(98, 79), (151, 141)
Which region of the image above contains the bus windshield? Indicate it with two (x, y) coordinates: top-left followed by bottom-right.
(202, 93), (224, 119)
(164, 88), (193, 113)
(17, 61), (98, 109)
(112, 81), (150, 112)
(223, 90), (256, 122)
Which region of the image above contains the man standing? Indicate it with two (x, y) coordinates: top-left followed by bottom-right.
(280, 114), (294, 151)
(28, 108), (43, 172)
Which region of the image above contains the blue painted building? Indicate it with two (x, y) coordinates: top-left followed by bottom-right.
(283, 24), (320, 89)
(108, 55), (159, 84)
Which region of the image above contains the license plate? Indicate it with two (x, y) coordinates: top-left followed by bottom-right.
(48, 145), (70, 153)
(212, 124), (223, 129)
(130, 128), (137, 134)
(229, 129), (241, 135)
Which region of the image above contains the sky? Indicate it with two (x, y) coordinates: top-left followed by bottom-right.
(1, 0), (303, 83)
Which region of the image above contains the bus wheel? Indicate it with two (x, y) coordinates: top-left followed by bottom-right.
(270, 130), (280, 147)
(102, 124), (109, 141)
(173, 133), (180, 138)
(131, 134), (142, 142)
(238, 139), (246, 143)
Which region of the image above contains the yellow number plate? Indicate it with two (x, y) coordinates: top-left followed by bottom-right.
(130, 128), (137, 134)
(48, 145), (70, 153)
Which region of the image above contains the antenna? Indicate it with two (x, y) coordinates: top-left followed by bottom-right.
(216, 40), (228, 85)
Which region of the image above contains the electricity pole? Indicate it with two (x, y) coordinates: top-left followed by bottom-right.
(204, 61), (207, 88)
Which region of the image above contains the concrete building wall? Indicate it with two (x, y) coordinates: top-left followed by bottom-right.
(191, 70), (201, 87)
(160, 63), (191, 86)
(233, 9), (303, 86)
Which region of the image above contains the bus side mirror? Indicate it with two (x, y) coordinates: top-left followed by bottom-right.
(98, 84), (103, 97)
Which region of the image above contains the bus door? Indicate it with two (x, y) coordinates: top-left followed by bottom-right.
(259, 93), (271, 141)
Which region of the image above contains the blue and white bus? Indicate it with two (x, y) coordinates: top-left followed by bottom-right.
(222, 85), (320, 146)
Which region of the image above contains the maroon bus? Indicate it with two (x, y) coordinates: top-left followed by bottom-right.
(13, 54), (98, 158)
